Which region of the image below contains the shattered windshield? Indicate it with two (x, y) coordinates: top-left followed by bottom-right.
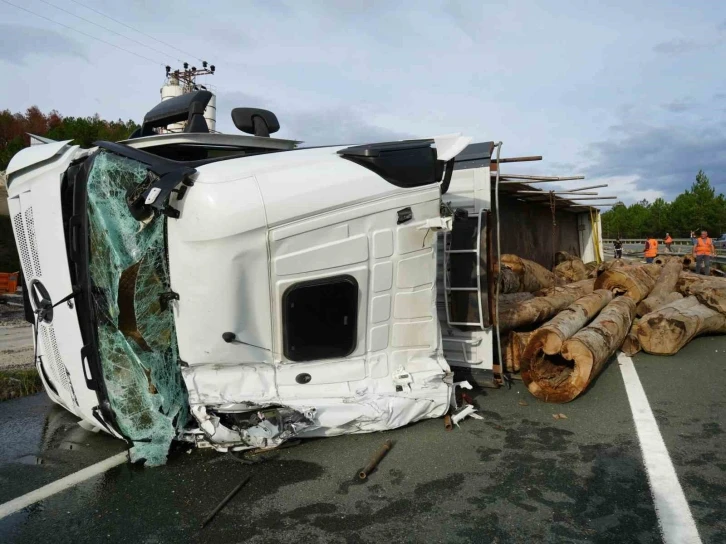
(86, 150), (188, 465)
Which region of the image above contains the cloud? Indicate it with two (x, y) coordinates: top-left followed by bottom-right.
(0, 24), (87, 64)
(584, 123), (726, 201)
(215, 90), (412, 146)
(660, 99), (694, 113)
(653, 39), (702, 55)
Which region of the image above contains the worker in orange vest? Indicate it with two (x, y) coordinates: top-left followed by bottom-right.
(693, 230), (715, 275)
(644, 236), (658, 263)
(664, 233), (673, 253)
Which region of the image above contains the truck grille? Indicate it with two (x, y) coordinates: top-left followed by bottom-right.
(40, 323), (72, 395)
(13, 207), (42, 279)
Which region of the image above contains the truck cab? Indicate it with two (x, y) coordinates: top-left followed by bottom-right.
(6, 92), (602, 464)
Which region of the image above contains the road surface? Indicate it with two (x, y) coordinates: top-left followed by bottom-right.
(0, 336), (724, 542)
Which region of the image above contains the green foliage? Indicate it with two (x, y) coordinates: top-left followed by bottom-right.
(0, 107), (138, 171)
(602, 171), (726, 238)
(0, 369), (43, 402)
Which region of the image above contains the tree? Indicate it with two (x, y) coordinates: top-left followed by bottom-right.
(601, 171), (726, 238)
(0, 107), (139, 170)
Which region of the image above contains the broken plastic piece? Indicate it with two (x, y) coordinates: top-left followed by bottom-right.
(451, 404), (479, 427)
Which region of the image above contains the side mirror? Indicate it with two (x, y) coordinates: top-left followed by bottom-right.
(231, 108), (280, 137)
(133, 90), (213, 137)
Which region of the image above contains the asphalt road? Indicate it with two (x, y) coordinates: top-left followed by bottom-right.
(0, 337), (725, 543)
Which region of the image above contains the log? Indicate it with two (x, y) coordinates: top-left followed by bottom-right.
(635, 261), (683, 316)
(621, 320), (641, 356)
(498, 267), (521, 294)
(524, 289), (614, 357)
(499, 292), (535, 306)
(522, 297), (636, 403)
(502, 331), (532, 373)
(636, 296), (726, 355)
(635, 292), (683, 317)
(499, 254), (557, 293)
(535, 278), (595, 299)
(555, 258), (588, 283)
(498, 290), (581, 331)
(593, 259), (626, 277)
(555, 251), (580, 265)
(593, 265), (657, 303)
(676, 273), (726, 314)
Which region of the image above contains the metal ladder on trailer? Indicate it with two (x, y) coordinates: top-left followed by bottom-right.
(443, 209), (486, 329)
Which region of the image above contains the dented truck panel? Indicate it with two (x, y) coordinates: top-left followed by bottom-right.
(169, 148), (453, 450)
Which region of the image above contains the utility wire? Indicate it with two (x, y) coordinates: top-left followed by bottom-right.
(37, 0), (183, 63)
(1, 0), (164, 65)
(69, 0), (206, 63)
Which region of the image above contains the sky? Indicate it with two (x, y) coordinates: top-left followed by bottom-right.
(1, 0), (725, 204)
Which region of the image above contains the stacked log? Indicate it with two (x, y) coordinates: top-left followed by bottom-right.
(635, 296), (726, 355)
(502, 331), (532, 373)
(498, 290), (582, 331)
(498, 255), (557, 293)
(496, 254), (726, 404)
(636, 261), (683, 316)
(593, 265), (659, 302)
(523, 290), (614, 356)
(555, 258), (588, 283)
(621, 321), (641, 356)
(535, 278), (595, 299)
(677, 273), (726, 314)
(521, 297), (636, 403)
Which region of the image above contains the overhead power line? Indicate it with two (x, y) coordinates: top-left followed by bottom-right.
(37, 0), (183, 63)
(69, 0), (206, 63)
(1, 0), (164, 66)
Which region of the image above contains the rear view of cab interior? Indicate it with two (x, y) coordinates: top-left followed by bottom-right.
(5, 90), (602, 465)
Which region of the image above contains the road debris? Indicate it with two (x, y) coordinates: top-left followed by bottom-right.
(552, 413), (568, 420)
(201, 475), (251, 528)
(359, 439), (393, 480)
(444, 414), (453, 431)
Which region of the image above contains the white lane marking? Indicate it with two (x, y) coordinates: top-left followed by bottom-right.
(0, 450), (129, 520)
(617, 352), (702, 544)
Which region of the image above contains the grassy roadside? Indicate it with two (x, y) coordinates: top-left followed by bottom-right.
(0, 369), (43, 401)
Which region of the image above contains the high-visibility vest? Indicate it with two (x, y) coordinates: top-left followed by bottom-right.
(695, 237), (713, 255)
(665, 236), (673, 244)
(645, 239), (658, 257)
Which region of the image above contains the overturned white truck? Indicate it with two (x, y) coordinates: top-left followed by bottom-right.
(6, 92), (602, 464)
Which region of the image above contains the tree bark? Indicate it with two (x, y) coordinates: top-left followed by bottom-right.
(635, 261), (683, 316)
(593, 259), (626, 278)
(555, 251), (580, 265)
(502, 331), (532, 373)
(498, 290), (582, 331)
(499, 292), (536, 306)
(499, 254), (557, 293)
(676, 273), (726, 314)
(555, 258), (588, 283)
(621, 320), (641, 356)
(636, 296), (726, 355)
(593, 265), (658, 303)
(535, 278), (595, 299)
(523, 289), (614, 357)
(521, 297), (636, 403)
